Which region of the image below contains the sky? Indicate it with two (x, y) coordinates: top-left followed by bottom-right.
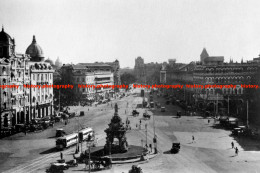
(1, 0), (260, 68)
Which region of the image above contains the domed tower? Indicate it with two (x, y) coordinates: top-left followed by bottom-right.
(0, 26), (15, 58)
(25, 35), (44, 62)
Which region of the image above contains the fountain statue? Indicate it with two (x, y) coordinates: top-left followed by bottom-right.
(104, 103), (128, 154)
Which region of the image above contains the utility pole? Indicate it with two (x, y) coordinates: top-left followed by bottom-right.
(216, 93), (218, 115)
(228, 95), (229, 116)
(59, 90), (60, 111)
(247, 99), (249, 128)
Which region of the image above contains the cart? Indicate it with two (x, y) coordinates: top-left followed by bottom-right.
(170, 142), (180, 154)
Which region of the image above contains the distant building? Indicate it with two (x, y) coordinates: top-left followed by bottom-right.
(61, 62), (115, 101)
(105, 60), (121, 91)
(55, 57), (62, 68)
(134, 56), (162, 84)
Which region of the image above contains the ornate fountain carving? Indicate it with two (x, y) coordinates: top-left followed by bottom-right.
(104, 103), (128, 154)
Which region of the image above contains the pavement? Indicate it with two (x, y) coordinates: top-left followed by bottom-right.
(1, 88), (260, 173)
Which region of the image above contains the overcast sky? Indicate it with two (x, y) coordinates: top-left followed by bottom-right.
(1, 0), (260, 68)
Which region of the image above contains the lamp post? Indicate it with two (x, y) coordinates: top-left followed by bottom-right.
(153, 113), (157, 153)
(86, 135), (92, 173)
(145, 124), (148, 148)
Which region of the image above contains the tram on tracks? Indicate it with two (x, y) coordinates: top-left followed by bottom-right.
(56, 127), (94, 150)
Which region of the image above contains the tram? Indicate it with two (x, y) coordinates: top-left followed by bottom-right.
(78, 127), (94, 142)
(56, 133), (78, 150)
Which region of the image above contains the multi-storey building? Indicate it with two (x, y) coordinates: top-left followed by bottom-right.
(134, 56), (163, 84)
(61, 62), (114, 101)
(193, 48), (259, 117)
(61, 64), (95, 100)
(159, 59), (195, 104)
(0, 28), (54, 134)
(78, 63), (114, 100)
(106, 60), (121, 90)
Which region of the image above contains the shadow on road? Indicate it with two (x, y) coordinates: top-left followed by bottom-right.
(48, 136), (56, 139)
(40, 147), (57, 154)
(172, 116), (180, 119)
(71, 168), (108, 172)
(163, 150), (172, 154)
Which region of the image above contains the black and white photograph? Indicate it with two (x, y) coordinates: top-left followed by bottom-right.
(0, 0), (260, 172)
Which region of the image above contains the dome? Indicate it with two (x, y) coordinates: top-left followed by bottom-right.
(26, 35), (44, 61)
(0, 27), (14, 44)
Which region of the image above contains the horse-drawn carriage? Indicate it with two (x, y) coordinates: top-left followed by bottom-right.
(129, 165), (143, 173)
(170, 142), (180, 154)
(90, 156), (112, 170)
(76, 153), (112, 170)
(143, 112), (151, 119)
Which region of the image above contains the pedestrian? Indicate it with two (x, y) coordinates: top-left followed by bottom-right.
(140, 119), (142, 124)
(136, 124), (138, 128)
(149, 144), (152, 152)
(192, 135), (195, 143)
(231, 141), (234, 149)
(60, 152), (63, 160)
(235, 147), (239, 155)
(24, 128), (27, 136)
(65, 121), (67, 125)
(208, 119), (210, 124)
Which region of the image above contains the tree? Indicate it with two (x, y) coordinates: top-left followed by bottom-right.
(120, 72), (136, 88)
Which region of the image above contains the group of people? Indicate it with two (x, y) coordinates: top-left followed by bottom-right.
(231, 141), (239, 155)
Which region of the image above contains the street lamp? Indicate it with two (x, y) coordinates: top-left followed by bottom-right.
(86, 134), (93, 173)
(145, 124), (148, 148)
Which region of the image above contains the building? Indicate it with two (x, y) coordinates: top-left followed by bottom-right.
(61, 64), (95, 100)
(159, 59), (195, 104)
(61, 62), (115, 102)
(0, 28), (54, 134)
(193, 48), (259, 117)
(134, 56), (162, 84)
(26, 36), (54, 119)
(78, 63), (114, 100)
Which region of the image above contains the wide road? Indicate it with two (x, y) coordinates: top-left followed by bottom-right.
(1, 88), (260, 173)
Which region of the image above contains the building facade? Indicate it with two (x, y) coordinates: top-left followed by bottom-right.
(134, 56), (162, 84)
(0, 28), (54, 134)
(78, 63), (114, 100)
(193, 48), (259, 117)
(61, 62), (115, 102)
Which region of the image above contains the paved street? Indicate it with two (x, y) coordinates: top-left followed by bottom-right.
(1, 89), (260, 173)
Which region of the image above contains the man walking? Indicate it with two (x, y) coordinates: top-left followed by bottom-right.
(192, 135), (195, 143)
(235, 147), (239, 155)
(231, 141), (234, 149)
(60, 152), (63, 160)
